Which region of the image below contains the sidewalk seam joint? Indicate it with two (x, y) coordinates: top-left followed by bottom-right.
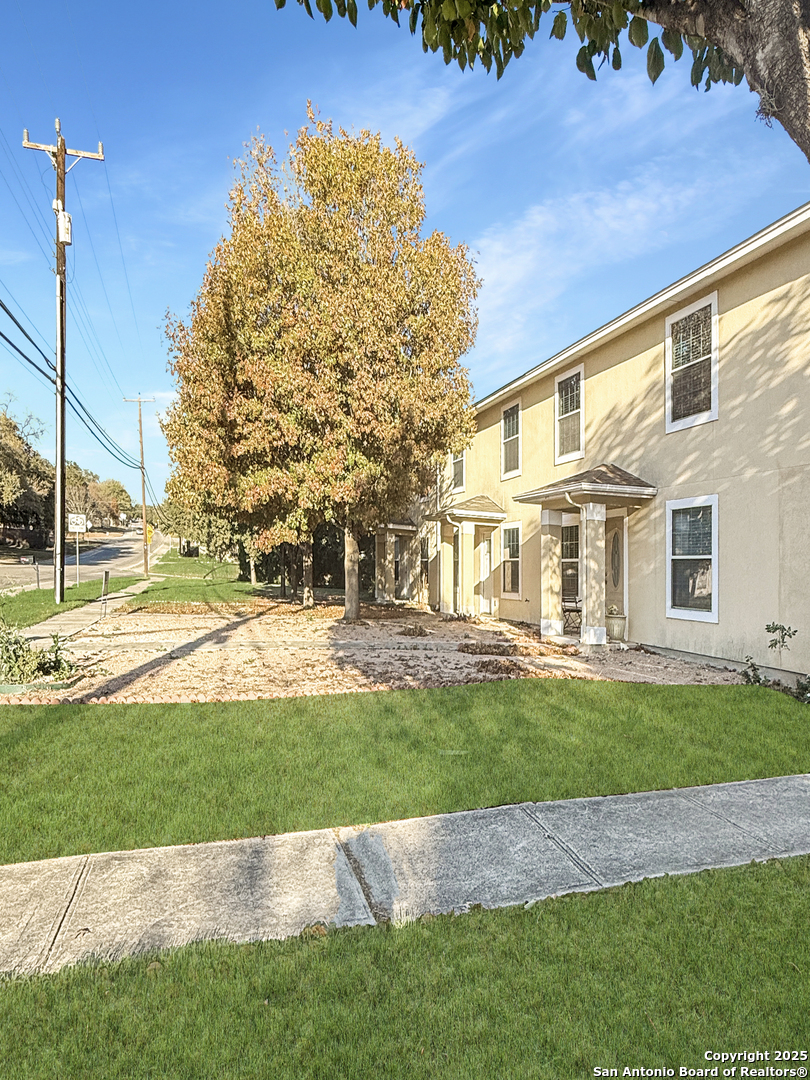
(521, 805), (605, 888)
(334, 831), (389, 924)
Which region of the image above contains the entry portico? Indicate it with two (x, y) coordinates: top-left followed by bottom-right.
(513, 464), (657, 644)
(428, 495), (507, 616)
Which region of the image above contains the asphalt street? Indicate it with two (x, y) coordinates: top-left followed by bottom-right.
(0, 529), (166, 590)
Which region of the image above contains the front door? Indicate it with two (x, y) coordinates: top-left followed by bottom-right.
(605, 521), (625, 614)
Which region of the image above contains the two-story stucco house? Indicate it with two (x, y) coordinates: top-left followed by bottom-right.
(377, 202), (810, 680)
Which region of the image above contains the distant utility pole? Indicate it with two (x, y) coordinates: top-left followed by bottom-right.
(23, 119), (104, 604)
(124, 397), (155, 577)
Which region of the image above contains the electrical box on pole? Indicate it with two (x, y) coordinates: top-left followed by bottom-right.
(57, 210), (72, 245)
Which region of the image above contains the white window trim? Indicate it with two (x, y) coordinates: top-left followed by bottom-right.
(500, 521), (522, 599)
(665, 291), (719, 434)
(554, 363), (585, 465)
(665, 494), (719, 623)
(500, 398), (522, 481)
(450, 450), (465, 494)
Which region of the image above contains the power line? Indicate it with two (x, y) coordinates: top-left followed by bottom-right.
(0, 273), (52, 355)
(70, 174), (127, 395)
(67, 272), (126, 404)
(0, 314), (140, 471)
(0, 160), (53, 265)
(0, 331), (55, 391)
(0, 326), (55, 384)
(63, 0), (147, 364)
(0, 123), (54, 247)
(0, 295), (55, 370)
(124, 396), (156, 575)
(66, 388), (140, 466)
(0, 294), (141, 469)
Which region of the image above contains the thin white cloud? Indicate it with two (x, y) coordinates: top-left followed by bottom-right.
(0, 248), (35, 266)
(468, 156), (768, 389)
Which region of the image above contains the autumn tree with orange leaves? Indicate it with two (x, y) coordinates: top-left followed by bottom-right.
(162, 110), (478, 618)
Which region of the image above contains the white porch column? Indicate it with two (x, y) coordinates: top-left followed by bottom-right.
(459, 520), (475, 615)
(406, 535), (420, 600)
(375, 532), (386, 600)
(580, 502), (607, 646)
(384, 532), (396, 600)
(439, 523), (455, 613)
(540, 509), (563, 636)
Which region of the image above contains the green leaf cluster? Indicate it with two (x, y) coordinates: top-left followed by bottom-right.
(280, 0), (745, 93)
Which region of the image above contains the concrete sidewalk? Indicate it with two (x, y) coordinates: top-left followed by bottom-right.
(2, 773), (809, 977)
(22, 577), (161, 647)
(20, 534), (172, 647)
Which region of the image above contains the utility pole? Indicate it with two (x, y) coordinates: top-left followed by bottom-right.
(23, 120), (104, 603)
(124, 397), (155, 577)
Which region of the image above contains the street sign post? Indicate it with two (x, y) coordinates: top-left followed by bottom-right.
(67, 514), (86, 586)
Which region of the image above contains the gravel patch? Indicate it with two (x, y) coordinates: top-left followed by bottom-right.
(0, 600), (743, 703)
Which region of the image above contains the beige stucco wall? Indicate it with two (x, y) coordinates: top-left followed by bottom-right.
(445, 227), (810, 673)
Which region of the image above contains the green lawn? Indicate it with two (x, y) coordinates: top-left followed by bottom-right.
(123, 549), (263, 606)
(0, 577), (142, 629)
(1, 856), (807, 1078)
(151, 550), (241, 580)
(1, 681), (807, 865)
(123, 575), (264, 607)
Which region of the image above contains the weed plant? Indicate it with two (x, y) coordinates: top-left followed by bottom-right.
(0, 625), (74, 685)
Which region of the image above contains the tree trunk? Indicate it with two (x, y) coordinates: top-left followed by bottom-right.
(249, 555), (256, 587)
(343, 526), (360, 621)
(280, 544), (287, 598)
(301, 535), (314, 608)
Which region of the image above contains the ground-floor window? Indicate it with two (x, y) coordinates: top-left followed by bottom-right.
(666, 494), (718, 622)
(561, 524), (579, 600)
(502, 525), (520, 596)
(394, 537), (401, 586)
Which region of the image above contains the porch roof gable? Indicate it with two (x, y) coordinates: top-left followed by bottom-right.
(514, 463), (658, 509)
(427, 494), (507, 523)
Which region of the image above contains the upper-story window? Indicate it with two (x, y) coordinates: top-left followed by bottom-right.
(501, 401), (521, 479)
(555, 365), (584, 465)
(451, 451), (464, 492)
(665, 292), (719, 433)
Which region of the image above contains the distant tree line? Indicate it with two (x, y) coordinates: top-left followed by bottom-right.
(0, 399), (136, 549)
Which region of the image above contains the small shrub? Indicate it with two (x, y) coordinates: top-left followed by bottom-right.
(0, 624), (75, 685)
(741, 655), (766, 686)
(742, 624), (809, 704)
(793, 674), (810, 706)
(766, 622), (798, 652)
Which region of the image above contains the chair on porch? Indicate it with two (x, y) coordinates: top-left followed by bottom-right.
(562, 595), (582, 635)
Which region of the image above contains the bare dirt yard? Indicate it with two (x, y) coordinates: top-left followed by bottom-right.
(6, 599), (744, 704)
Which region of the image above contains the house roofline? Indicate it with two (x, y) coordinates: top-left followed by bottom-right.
(426, 508), (507, 522)
(475, 200), (810, 415)
(514, 481), (658, 504)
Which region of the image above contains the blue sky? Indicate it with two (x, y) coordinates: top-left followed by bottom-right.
(1, 0), (807, 504)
